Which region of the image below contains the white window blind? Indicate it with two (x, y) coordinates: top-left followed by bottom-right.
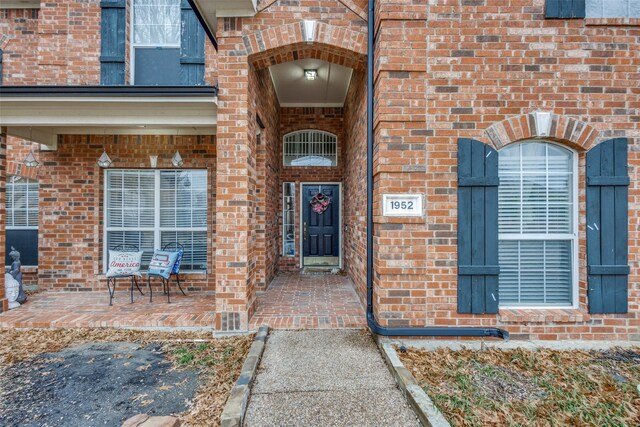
(105, 169), (208, 271)
(6, 176), (38, 229)
(586, 0), (640, 18)
(498, 142), (576, 307)
(133, 0), (181, 46)
(283, 130), (337, 167)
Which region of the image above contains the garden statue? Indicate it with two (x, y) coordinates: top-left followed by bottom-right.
(5, 273), (21, 309)
(9, 246), (27, 304)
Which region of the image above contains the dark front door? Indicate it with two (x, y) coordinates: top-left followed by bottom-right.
(302, 184), (340, 264)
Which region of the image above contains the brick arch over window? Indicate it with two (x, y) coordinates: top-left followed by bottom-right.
(243, 22), (367, 71)
(484, 112), (599, 152)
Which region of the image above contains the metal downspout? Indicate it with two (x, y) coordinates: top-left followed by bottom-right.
(365, 0), (508, 340)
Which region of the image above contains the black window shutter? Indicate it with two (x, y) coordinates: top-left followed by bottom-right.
(457, 138), (500, 314)
(180, 0), (205, 86)
(100, 0), (126, 85)
(586, 138), (630, 314)
(0, 49), (3, 86)
(545, 0), (586, 18)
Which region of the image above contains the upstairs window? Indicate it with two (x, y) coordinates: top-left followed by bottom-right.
(283, 130), (337, 167)
(498, 142), (577, 307)
(133, 0), (181, 46)
(132, 0), (181, 85)
(587, 0), (640, 18)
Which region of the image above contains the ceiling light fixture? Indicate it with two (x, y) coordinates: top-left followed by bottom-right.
(305, 69), (318, 81)
(303, 20), (317, 43)
(23, 128), (39, 168)
(23, 151), (39, 168)
(172, 151), (184, 167)
(97, 150), (113, 168)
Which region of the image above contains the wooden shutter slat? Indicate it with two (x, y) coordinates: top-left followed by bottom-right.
(586, 138), (629, 314)
(180, 1), (205, 86)
(100, 0), (126, 85)
(545, 0), (586, 18)
(457, 138), (499, 314)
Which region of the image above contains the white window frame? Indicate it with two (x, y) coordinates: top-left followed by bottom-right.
(282, 182), (296, 257)
(283, 130), (338, 167)
(6, 175), (38, 231)
(130, 0), (181, 85)
(498, 141), (579, 309)
(103, 169), (208, 274)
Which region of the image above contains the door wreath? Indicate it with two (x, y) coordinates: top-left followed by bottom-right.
(310, 192), (332, 214)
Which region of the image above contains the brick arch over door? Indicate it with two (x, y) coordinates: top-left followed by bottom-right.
(484, 112), (600, 152)
(243, 22), (367, 71)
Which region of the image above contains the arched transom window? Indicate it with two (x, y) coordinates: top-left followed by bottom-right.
(498, 141), (577, 307)
(283, 130), (337, 167)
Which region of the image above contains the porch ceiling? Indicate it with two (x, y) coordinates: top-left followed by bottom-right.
(0, 86), (218, 148)
(269, 59), (353, 107)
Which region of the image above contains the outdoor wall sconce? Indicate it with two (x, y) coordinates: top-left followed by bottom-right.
(149, 155), (158, 168)
(23, 151), (39, 168)
(172, 151), (184, 167)
(303, 20), (316, 43)
(305, 69), (318, 81)
(97, 151), (113, 168)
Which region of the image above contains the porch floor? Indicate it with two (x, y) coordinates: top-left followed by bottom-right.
(250, 272), (366, 330)
(0, 290), (215, 330)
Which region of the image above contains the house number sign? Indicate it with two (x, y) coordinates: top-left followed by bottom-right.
(382, 194), (423, 217)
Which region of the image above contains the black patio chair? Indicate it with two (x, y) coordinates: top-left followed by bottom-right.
(147, 242), (186, 304)
(106, 244), (145, 305)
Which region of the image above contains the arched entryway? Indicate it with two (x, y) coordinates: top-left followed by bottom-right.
(214, 20), (368, 330)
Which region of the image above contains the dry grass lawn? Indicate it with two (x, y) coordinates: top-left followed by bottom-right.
(0, 329), (253, 426)
(399, 346), (640, 427)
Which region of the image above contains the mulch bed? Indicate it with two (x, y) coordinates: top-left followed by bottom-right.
(398, 346), (640, 427)
(0, 329), (253, 426)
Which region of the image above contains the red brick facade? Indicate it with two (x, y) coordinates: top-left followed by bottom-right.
(1, 1), (639, 339)
(37, 135), (216, 293)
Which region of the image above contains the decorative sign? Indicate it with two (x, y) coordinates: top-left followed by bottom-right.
(383, 194), (423, 217)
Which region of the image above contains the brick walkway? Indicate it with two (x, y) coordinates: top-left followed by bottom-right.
(250, 272), (366, 330)
(0, 290), (216, 329)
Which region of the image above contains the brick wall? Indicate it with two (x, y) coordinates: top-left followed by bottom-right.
(343, 70), (368, 304)
(0, 8), (39, 85)
(250, 65), (280, 291)
(278, 107), (345, 272)
(0, 1), (217, 86)
(38, 134), (217, 293)
(370, 0), (640, 339)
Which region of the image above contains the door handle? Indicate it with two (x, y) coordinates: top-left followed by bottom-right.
(303, 222), (307, 240)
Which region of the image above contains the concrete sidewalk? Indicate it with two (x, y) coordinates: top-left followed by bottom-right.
(243, 330), (420, 427)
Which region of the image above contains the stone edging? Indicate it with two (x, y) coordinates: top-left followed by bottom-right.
(220, 325), (269, 427)
(375, 337), (451, 427)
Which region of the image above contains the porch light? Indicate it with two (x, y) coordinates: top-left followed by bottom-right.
(97, 150), (113, 168)
(305, 69), (318, 81)
(172, 151), (184, 167)
(23, 151), (39, 168)
(149, 155), (158, 168)
(303, 20), (317, 43)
